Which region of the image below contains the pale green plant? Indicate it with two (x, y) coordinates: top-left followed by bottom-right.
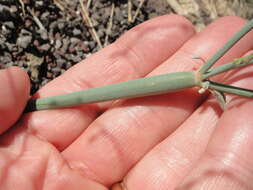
(25, 19), (253, 112)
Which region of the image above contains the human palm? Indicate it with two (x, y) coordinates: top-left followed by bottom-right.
(1, 15), (253, 190)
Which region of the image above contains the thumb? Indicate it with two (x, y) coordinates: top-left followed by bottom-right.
(0, 67), (30, 133)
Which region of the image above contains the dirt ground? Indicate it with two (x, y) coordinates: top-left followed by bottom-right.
(0, 0), (252, 93)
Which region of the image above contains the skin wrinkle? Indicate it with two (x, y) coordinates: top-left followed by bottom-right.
(67, 69), (97, 92)
(186, 155), (253, 190)
(45, 154), (66, 188)
(114, 16), (195, 75)
(16, 136), (48, 189)
(36, 154), (49, 190)
(119, 105), (170, 156)
(0, 133), (28, 188)
(113, 41), (144, 78)
(66, 119), (126, 184)
(26, 110), (92, 150)
(0, 153), (14, 186)
(49, 160), (71, 189)
(147, 153), (181, 190)
(161, 146), (190, 179)
(67, 53), (138, 90)
(144, 105), (171, 133)
(206, 135), (253, 178)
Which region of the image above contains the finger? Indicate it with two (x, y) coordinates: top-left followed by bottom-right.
(0, 123), (107, 190)
(121, 99), (221, 190)
(62, 17), (253, 186)
(24, 14), (195, 150)
(111, 50), (253, 190)
(178, 56), (253, 190)
(0, 67), (30, 134)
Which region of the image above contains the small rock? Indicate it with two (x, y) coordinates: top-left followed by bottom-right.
(56, 59), (65, 68)
(39, 43), (51, 51)
(57, 21), (65, 30)
(35, 1), (44, 8)
(4, 21), (14, 29)
(0, 5), (17, 21)
(55, 39), (62, 49)
(61, 69), (66, 74)
(49, 21), (58, 30)
(70, 37), (80, 44)
(88, 41), (95, 50)
(38, 29), (48, 40)
(9, 5), (17, 12)
(1, 25), (11, 36)
(65, 62), (72, 70)
(17, 36), (32, 49)
(5, 42), (14, 51)
(0, 52), (12, 64)
(41, 12), (50, 20)
(73, 28), (82, 36)
(20, 29), (32, 35)
(0, 39), (6, 49)
(97, 30), (105, 38)
(52, 67), (61, 76)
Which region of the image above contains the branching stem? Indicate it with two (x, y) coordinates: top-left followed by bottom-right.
(203, 53), (253, 79)
(199, 19), (253, 75)
(208, 81), (253, 98)
(24, 19), (253, 112)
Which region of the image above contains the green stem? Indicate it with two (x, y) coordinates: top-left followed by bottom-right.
(203, 53), (253, 79)
(25, 72), (196, 112)
(199, 19), (253, 75)
(208, 81), (253, 98)
(24, 19), (253, 113)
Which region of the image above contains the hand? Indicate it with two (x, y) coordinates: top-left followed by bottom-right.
(1, 15), (253, 190)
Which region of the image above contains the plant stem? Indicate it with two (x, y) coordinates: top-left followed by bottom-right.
(25, 72), (196, 112)
(208, 81), (253, 98)
(199, 19), (253, 75)
(79, 0), (103, 49)
(203, 53), (253, 79)
(24, 20), (253, 113)
(132, 0), (146, 23)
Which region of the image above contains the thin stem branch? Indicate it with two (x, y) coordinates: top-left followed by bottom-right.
(199, 19), (253, 74)
(203, 53), (253, 79)
(18, 0), (26, 16)
(208, 81), (253, 98)
(132, 0), (146, 23)
(79, 0), (103, 49)
(128, 0), (132, 22)
(87, 0), (92, 9)
(27, 7), (46, 31)
(104, 2), (115, 46)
